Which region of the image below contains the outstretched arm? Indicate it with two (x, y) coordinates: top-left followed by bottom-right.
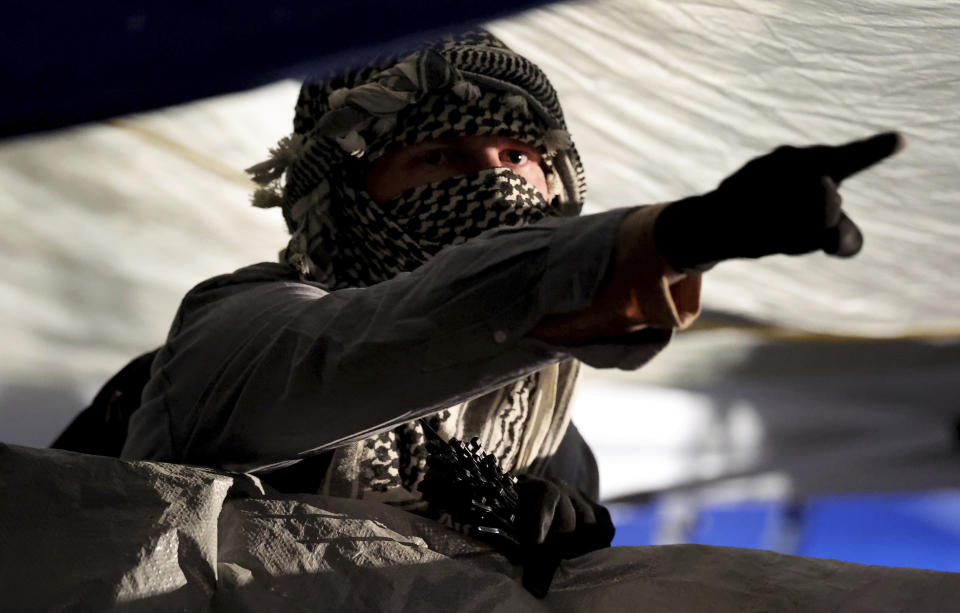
(124, 208), (660, 471)
(531, 132), (904, 344)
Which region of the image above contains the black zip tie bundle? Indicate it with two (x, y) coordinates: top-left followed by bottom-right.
(416, 418), (521, 546)
(416, 417), (567, 598)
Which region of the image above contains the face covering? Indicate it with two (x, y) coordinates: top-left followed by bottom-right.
(298, 166), (557, 289)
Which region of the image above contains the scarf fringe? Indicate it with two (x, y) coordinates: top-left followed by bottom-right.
(250, 187), (284, 209)
(336, 130), (366, 157)
(503, 94), (528, 113)
(452, 80), (481, 102)
(245, 134), (306, 186)
(328, 88), (350, 109)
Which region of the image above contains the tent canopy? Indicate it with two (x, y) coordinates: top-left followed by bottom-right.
(1, 0), (957, 498)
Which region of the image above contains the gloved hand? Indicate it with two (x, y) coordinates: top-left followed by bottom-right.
(514, 475), (615, 554)
(513, 475), (615, 597)
(654, 131), (904, 273)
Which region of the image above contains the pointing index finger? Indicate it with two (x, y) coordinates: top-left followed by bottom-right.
(817, 131), (904, 183)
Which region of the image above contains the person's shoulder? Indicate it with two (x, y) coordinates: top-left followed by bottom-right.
(182, 262), (327, 307)
(192, 262), (300, 292)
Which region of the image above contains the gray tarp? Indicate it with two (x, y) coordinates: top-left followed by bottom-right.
(3, 443), (957, 612)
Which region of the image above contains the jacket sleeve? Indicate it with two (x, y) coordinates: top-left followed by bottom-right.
(121, 207), (701, 472)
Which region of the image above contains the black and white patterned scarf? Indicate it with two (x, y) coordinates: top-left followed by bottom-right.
(296, 166), (556, 289)
(246, 30), (586, 504)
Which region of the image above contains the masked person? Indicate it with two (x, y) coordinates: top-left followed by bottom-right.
(117, 30), (901, 588)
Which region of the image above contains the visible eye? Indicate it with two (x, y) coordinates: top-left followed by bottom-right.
(423, 149), (448, 165)
(504, 150), (528, 165)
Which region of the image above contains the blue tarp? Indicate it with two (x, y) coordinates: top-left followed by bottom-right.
(611, 491), (960, 573)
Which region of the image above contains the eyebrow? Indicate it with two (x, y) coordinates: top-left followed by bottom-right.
(400, 137), (543, 158)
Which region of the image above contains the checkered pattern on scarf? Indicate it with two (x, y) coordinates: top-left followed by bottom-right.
(302, 167), (555, 289)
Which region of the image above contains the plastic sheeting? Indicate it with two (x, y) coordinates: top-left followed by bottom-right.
(3, 443), (958, 611)
(1, 1), (958, 501)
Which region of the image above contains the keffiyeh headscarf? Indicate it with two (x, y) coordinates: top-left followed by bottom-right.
(246, 30), (586, 503)
(247, 30), (586, 289)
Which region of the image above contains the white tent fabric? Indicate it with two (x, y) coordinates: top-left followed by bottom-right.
(1, 0), (958, 499)
(491, 0), (960, 337)
(2, 0), (957, 380)
(4, 443), (957, 612)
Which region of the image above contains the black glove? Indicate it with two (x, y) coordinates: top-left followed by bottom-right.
(654, 131), (903, 273)
(514, 475), (615, 553)
(513, 475), (615, 597)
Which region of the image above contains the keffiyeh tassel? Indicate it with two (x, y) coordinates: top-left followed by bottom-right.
(452, 79), (481, 102)
(250, 186), (284, 209)
(245, 134), (306, 185)
(336, 130), (366, 158)
(503, 94), (528, 114)
(327, 87), (350, 109)
(285, 230), (314, 277)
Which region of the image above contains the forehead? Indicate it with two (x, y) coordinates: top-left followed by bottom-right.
(395, 134), (541, 153)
